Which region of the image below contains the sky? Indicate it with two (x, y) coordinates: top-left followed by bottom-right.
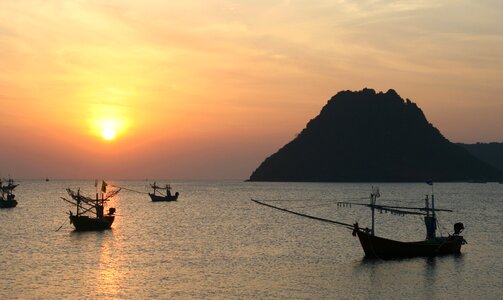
(0, 0), (502, 180)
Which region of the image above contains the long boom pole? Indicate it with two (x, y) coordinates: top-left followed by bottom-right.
(251, 199), (354, 229)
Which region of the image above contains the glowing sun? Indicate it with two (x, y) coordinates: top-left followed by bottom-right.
(91, 117), (125, 142)
(102, 127), (116, 140)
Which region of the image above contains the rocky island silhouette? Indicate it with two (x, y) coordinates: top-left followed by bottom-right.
(249, 88), (502, 182)
(458, 142), (503, 174)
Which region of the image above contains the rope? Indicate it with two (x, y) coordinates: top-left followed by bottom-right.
(110, 184), (170, 196)
(251, 199), (354, 230)
(110, 185), (150, 195)
(55, 220), (66, 232)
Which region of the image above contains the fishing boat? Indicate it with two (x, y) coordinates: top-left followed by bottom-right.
(149, 182), (179, 202)
(341, 186), (466, 258)
(0, 178), (18, 208)
(61, 182), (120, 231)
(252, 184), (466, 259)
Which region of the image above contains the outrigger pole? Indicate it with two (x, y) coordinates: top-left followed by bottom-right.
(251, 199), (354, 230)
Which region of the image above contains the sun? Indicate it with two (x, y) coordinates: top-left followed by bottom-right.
(90, 117), (126, 142)
(102, 127), (116, 140)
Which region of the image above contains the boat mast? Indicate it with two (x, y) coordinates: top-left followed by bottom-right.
(424, 182), (437, 240)
(96, 191), (99, 217)
(98, 187), (104, 219)
(431, 185), (436, 220)
(76, 189), (80, 216)
(370, 186), (379, 236)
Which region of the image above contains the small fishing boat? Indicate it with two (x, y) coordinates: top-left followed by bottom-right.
(0, 178), (18, 208)
(341, 186), (466, 258)
(61, 182), (120, 231)
(149, 182), (179, 202)
(252, 184), (466, 259)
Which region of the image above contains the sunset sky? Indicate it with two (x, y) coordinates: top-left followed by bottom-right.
(1, 1), (502, 180)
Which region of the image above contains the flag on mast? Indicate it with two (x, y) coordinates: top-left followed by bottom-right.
(101, 180), (107, 193)
(426, 180), (433, 186)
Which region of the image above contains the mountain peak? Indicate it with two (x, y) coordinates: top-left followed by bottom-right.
(249, 89), (502, 182)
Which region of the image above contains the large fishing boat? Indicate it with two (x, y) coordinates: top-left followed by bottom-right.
(252, 184), (466, 259)
(149, 182), (179, 202)
(61, 182), (120, 231)
(343, 186), (466, 258)
(0, 178), (18, 208)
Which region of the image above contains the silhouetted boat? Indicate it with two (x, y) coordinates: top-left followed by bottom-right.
(61, 182), (120, 231)
(149, 182), (179, 202)
(252, 184), (466, 259)
(0, 178), (18, 208)
(344, 186), (466, 259)
(353, 226), (465, 258)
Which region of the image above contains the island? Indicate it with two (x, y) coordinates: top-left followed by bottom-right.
(458, 142), (503, 173)
(249, 88), (502, 182)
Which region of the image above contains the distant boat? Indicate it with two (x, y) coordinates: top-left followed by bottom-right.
(0, 178), (18, 208)
(345, 186), (466, 258)
(149, 182), (179, 202)
(61, 182), (120, 231)
(467, 179), (487, 183)
(45, 178), (49, 182)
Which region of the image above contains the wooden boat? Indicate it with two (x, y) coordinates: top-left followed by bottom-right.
(0, 178), (18, 208)
(61, 182), (120, 231)
(252, 184), (466, 259)
(149, 182), (179, 202)
(344, 186), (466, 259)
(353, 227), (464, 258)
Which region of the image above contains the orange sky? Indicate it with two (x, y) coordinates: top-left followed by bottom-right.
(1, 1), (502, 179)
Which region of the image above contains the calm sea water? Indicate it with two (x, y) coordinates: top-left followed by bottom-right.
(1, 181), (502, 299)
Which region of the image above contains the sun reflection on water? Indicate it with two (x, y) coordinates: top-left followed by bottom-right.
(96, 238), (122, 299)
(95, 190), (124, 299)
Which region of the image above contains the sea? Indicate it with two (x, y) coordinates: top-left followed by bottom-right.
(1, 181), (502, 299)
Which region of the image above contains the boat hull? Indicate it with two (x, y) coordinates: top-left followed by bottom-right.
(0, 199), (17, 208)
(70, 215), (114, 231)
(149, 193), (178, 202)
(355, 229), (464, 259)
